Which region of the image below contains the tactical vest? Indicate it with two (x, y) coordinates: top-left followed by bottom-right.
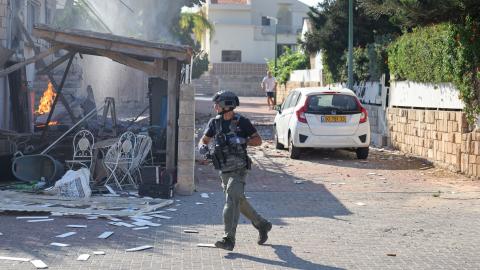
(212, 114), (251, 172)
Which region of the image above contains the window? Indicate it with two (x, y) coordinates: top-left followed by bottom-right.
(284, 91), (301, 109)
(281, 92), (294, 111)
(307, 94), (360, 114)
(221, 50), (241, 62)
(261, 16), (270, 26)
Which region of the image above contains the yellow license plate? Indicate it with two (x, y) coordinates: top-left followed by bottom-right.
(322, 115), (347, 123)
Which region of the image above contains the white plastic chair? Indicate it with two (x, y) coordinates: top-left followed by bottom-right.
(66, 129), (95, 172)
(130, 135), (152, 184)
(103, 131), (137, 190)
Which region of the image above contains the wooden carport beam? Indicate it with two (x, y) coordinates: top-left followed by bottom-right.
(0, 44), (66, 77)
(95, 50), (168, 80)
(37, 51), (76, 75)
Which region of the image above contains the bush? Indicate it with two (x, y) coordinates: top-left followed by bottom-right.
(267, 48), (309, 85)
(388, 19), (480, 123)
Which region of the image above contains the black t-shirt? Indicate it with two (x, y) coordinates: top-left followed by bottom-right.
(204, 114), (257, 139)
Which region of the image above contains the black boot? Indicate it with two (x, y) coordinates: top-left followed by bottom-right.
(253, 220), (272, 245)
(215, 237), (235, 251)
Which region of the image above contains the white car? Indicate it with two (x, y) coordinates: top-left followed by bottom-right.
(273, 87), (370, 159)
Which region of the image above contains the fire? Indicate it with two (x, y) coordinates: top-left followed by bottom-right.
(36, 82), (56, 115)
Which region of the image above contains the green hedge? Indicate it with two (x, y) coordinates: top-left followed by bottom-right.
(267, 47), (309, 85)
(388, 19), (480, 123)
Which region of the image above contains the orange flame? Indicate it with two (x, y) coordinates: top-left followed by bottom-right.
(36, 82), (56, 115)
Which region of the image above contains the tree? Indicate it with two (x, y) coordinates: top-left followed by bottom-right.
(300, 0), (401, 82)
(358, 0), (480, 29)
(176, 10), (214, 50)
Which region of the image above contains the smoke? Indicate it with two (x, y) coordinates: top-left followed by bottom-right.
(60, 0), (191, 115)
(82, 0), (190, 43)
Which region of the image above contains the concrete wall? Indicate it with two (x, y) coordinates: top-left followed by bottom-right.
(176, 84), (195, 195)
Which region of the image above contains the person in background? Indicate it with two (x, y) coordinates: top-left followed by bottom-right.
(261, 71), (277, 110)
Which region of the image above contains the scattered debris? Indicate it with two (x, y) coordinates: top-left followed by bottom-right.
(386, 253), (397, 257)
(50, 242), (70, 247)
(184, 230), (199, 234)
(166, 208), (177, 212)
(55, 232), (76, 238)
(77, 254), (90, 261)
(93, 251), (105, 255)
(109, 222), (135, 228)
(0, 190), (173, 217)
(195, 202), (204, 205)
(30, 259), (48, 269)
(125, 245), (153, 252)
(132, 227), (149, 230)
(294, 180), (305, 184)
(197, 243), (216, 248)
(355, 202), (366, 206)
(27, 219), (54, 223)
(201, 193), (210, 198)
(151, 214), (171, 219)
(129, 215), (153, 220)
(131, 220), (161, 227)
(16, 216), (49, 219)
(66, 225), (87, 228)
(0, 256), (31, 262)
(367, 172), (376, 175)
(97, 231), (114, 239)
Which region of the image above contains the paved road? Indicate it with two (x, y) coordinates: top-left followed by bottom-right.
(1, 97), (480, 269)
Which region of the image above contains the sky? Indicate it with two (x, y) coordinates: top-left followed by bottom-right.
(298, 0), (322, 7)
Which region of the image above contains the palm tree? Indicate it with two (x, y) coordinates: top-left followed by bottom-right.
(177, 10), (214, 49)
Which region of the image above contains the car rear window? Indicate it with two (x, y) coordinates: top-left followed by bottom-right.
(306, 94), (360, 114)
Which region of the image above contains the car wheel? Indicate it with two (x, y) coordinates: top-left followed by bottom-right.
(356, 147), (369, 159)
(288, 135), (301, 159)
(274, 127), (284, 150)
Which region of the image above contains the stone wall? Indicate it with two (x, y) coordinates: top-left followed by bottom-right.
(276, 81), (322, 104)
(387, 108), (480, 177)
(176, 84), (195, 195)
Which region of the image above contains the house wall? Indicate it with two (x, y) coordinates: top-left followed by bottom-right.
(204, 0), (309, 65)
(176, 84), (195, 195)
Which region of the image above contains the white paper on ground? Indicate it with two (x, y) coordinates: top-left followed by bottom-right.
(77, 254), (90, 261)
(67, 225), (87, 228)
(27, 219), (54, 223)
(132, 226), (149, 230)
(16, 216), (49, 219)
(130, 215), (153, 220)
(151, 214), (171, 219)
(125, 245), (153, 252)
(50, 242), (70, 247)
(93, 251), (105, 255)
(145, 211), (165, 215)
(200, 193), (210, 198)
(0, 256), (31, 262)
(30, 259), (48, 269)
(195, 202), (204, 205)
(98, 231), (114, 239)
(55, 232), (76, 238)
(197, 243), (216, 248)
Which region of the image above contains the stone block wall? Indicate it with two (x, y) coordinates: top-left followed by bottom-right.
(387, 108), (480, 177)
(176, 84), (195, 195)
(276, 81), (322, 105)
(0, 0), (8, 47)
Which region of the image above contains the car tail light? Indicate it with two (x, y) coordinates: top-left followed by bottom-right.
(296, 97), (309, 124)
(355, 97), (368, 123)
(359, 106), (368, 123)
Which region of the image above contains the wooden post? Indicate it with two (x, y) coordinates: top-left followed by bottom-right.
(166, 59), (179, 173)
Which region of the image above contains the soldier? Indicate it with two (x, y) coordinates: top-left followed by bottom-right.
(198, 90), (272, 251)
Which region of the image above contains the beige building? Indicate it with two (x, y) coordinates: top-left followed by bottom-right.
(195, 0), (309, 96)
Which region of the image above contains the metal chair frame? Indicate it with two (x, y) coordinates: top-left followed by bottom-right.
(66, 129), (95, 172)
